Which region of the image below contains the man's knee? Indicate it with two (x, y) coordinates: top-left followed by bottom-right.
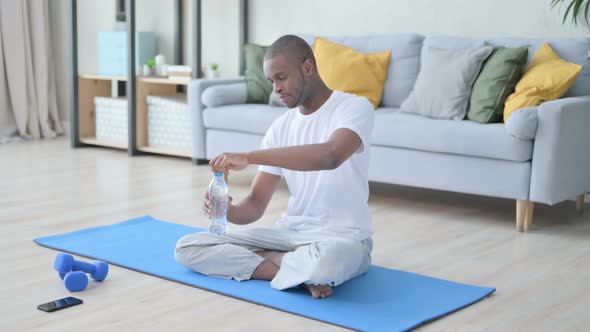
(174, 232), (222, 268)
(306, 239), (369, 285)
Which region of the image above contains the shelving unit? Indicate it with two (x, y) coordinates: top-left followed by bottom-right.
(70, 0), (249, 160)
(76, 74), (191, 155)
(78, 75), (128, 150)
(136, 77), (191, 157)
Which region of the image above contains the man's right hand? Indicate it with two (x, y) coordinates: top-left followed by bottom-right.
(210, 152), (250, 175)
(202, 191), (232, 219)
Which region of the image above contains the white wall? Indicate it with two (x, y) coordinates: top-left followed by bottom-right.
(136, 0), (177, 65)
(50, 0), (589, 122)
(182, 0), (240, 78)
(249, 0), (590, 45)
(75, 0), (238, 75)
(49, 0), (182, 122)
(201, 0), (240, 77)
(76, 0), (116, 75)
(76, 0), (177, 74)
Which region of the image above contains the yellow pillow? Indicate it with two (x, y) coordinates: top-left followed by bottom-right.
(503, 42), (582, 122)
(313, 37), (391, 108)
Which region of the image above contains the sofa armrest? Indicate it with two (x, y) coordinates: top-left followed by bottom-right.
(202, 82), (248, 108)
(188, 77), (247, 160)
(530, 96), (590, 204)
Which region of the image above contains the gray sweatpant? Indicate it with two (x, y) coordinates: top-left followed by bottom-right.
(174, 227), (372, 290)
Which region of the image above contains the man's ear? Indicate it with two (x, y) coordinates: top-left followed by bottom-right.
(302, 58), (315, 76)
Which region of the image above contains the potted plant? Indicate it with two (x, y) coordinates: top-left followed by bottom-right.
(207, 63), (220, 78)
(143, 59), (155, 76)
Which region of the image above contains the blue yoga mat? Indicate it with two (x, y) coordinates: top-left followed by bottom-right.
(34, 216), (495, 331)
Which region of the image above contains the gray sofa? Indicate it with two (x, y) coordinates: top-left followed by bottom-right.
(188, 34), (590, 232)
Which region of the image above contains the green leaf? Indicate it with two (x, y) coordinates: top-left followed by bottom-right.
(551, 0), (590, 26)
(572, 0), (583, 24)
(584, 0), (590, 25)
(563, 0), (577, 24)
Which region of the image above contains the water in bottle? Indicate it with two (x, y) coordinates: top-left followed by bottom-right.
(208, 172), (228, 236)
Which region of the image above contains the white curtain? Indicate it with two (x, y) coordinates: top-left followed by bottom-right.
(0, 0), (63, 143)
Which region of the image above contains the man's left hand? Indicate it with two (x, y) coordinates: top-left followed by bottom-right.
(210, 152), (249, 174)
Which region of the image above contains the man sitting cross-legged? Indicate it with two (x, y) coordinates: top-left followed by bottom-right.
(175, 34), (375, 299)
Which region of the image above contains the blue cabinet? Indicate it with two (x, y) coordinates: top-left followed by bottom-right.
(98, 31), (156, 76)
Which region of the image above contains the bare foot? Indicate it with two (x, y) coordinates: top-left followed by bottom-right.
(301, 284), (333, 299)
(255, 250), (287, 267)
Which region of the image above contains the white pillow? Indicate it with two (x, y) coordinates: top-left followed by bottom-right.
(401, 45), (493, 120)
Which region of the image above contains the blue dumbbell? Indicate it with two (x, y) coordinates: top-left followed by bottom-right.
(54, 253), (109, 281)
(63, 271), (89, 292)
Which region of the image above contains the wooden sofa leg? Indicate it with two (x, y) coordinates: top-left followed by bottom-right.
(524, 201), (534, 232)
(516, 200), (534, 232)
(516, 200), (525, 232)
(577, 194), (585, 215)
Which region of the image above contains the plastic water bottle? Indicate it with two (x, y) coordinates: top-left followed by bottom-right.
(208, 172), (228, 236)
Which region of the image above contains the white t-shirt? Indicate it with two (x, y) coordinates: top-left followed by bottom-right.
(259, 91), (375, 240)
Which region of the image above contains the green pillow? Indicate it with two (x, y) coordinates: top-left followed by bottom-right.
(467, 45), (528, 123)
(244, 44), (273, 104)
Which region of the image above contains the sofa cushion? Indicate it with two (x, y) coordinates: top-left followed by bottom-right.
(203, 105), (287, 135)
(299, 33), (424, 108)
(244, 43), (273, 104)
(503, 42), (582, 122)
(467, 45), (529, 123)
(372, 108), (533, 162)
(313, 37), (391, 108)
(400, 45), (493, 120)
(424, 36), (590, 98)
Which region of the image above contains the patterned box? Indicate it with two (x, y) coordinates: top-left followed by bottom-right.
(147, 94), (190, 150)
(95, 97), (128, 143)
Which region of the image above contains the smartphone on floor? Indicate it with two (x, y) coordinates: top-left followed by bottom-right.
(37, 297), (83, 312)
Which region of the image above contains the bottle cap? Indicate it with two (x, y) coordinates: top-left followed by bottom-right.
(215, 172), (223, 177)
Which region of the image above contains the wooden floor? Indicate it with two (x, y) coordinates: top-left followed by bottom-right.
(2, 137), (589, 332)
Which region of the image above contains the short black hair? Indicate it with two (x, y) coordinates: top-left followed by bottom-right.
(265, 34), (316, 66)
